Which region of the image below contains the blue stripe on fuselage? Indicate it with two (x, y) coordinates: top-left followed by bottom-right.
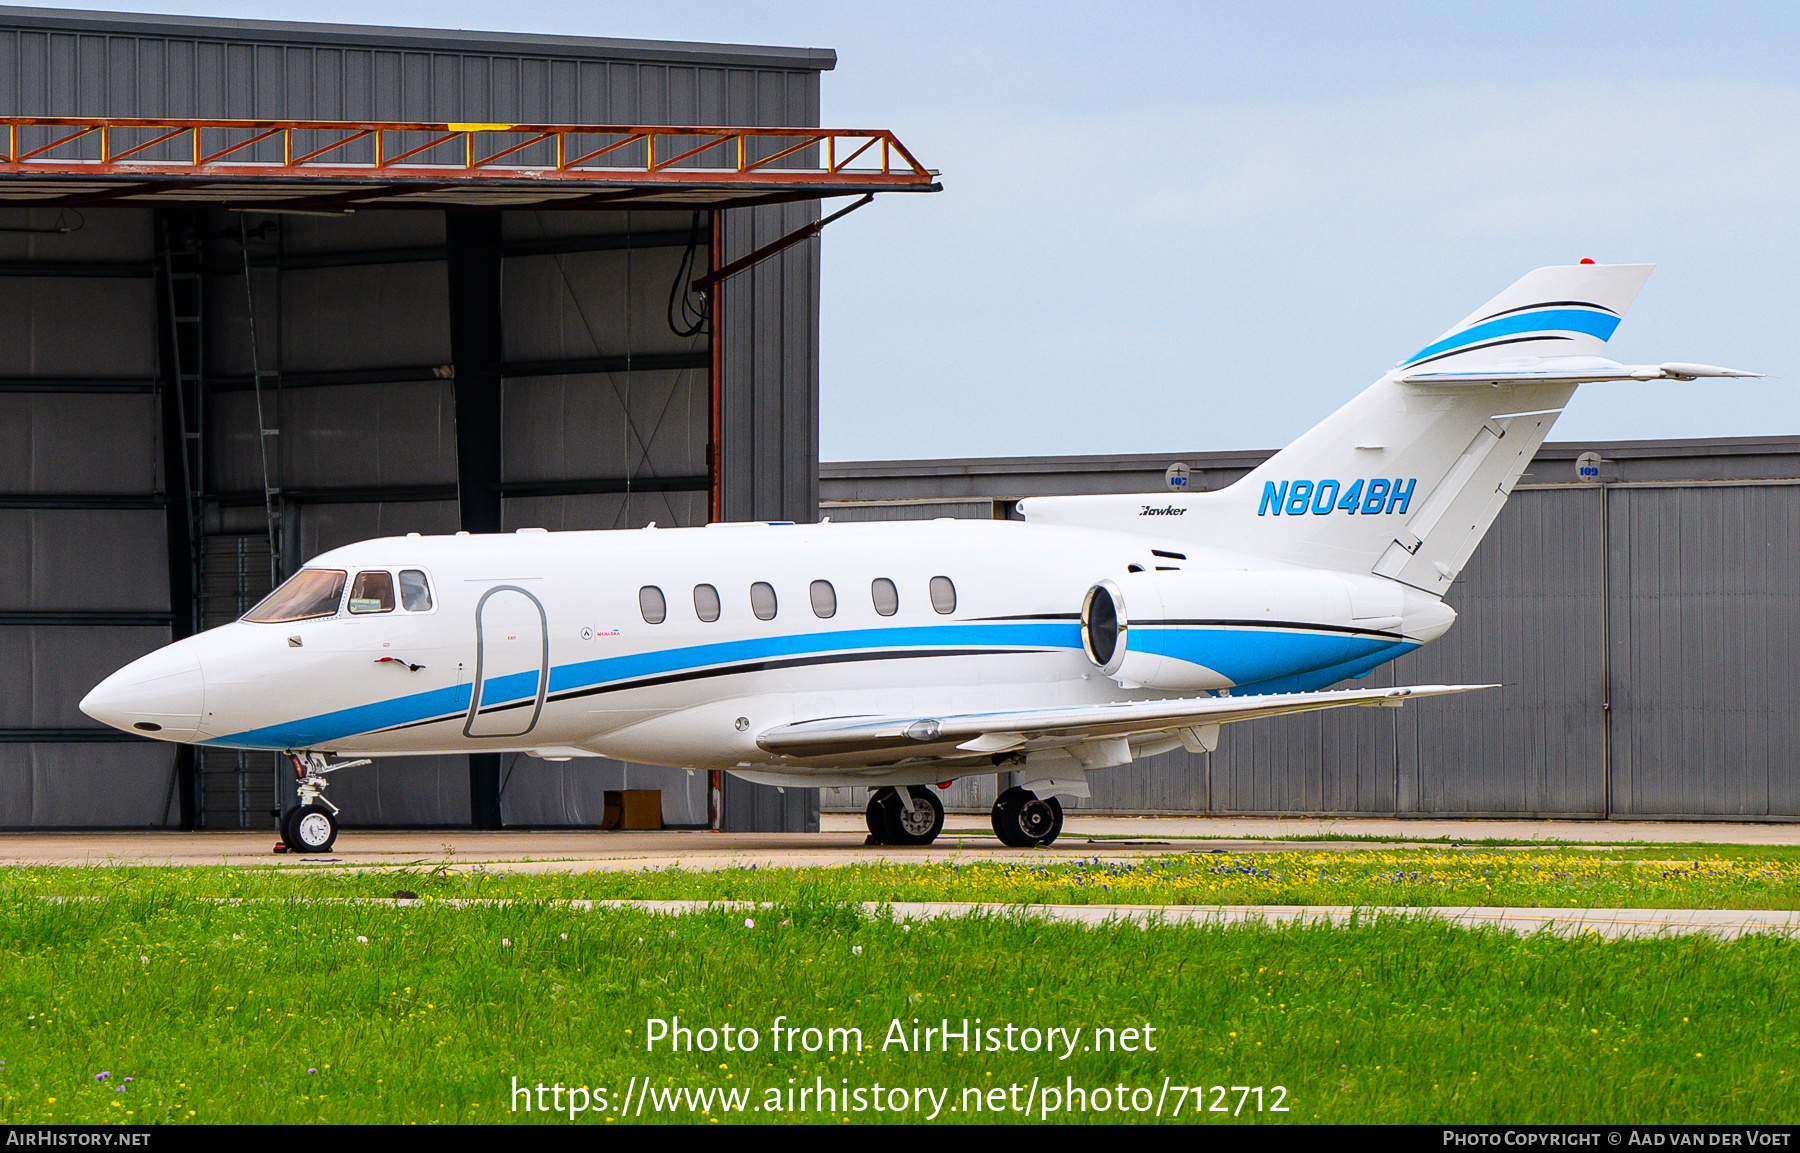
(1228, 640), (1420, 695)
(1127, 624), (1400, 686)
(204, 621), (1083, 750)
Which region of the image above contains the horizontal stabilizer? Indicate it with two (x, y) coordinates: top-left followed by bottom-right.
(1400, 359), (1763, 386)
(756, 683), (1496, 760)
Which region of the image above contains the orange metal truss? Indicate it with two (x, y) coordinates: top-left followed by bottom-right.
(0, 116), (936, 190)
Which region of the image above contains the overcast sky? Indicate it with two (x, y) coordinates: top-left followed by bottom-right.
(81, 1), (1800, 462)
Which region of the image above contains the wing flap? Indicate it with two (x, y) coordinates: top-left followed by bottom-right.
(755, 684), (1496, 759)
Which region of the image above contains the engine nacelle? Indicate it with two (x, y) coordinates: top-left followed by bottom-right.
(1080, 569), (1454, 691)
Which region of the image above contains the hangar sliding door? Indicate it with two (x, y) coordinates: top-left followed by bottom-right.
(1605, 483), (1800, 818)
(0, 206), (179, 828)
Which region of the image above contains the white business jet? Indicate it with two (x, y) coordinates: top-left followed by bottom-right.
(81, 262), (1755, 853)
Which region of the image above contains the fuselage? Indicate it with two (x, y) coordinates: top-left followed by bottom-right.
(81, 518), (1454, 788)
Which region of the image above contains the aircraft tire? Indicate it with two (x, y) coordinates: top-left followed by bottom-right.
(873, 786), (944, 846)
(277, 804), (300, 849)
(288, 804), (339, 854)
(991, 787), (1062, 848)
(864, 789), (892, 843)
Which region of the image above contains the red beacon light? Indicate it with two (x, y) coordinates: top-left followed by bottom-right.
(1579, 258), (1596, 264)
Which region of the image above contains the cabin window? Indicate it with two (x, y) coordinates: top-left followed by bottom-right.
(243, 568), (346, 623)
(639, 586), (667, 624)
(871, 577), (899, 617)
(693, 583), (721, 622)
(399, 569), (433, 612)
(347, 570), (396, 614)
(750, 581), (778, 621)
(810, 580), (837, 619)
(930, 575), (957, 615)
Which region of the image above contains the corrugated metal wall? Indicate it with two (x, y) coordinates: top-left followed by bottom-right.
(1607, 483), (1800, 818)
(0, 203), (177, 827)
(822, 473), (1800, 821)
(0, 9), (826, 830)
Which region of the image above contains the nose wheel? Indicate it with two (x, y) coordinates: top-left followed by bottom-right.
(279, 803), (339, 853)
(275, 752), (366, 855)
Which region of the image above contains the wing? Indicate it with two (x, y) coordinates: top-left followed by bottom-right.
(755, 683), (1496, 763)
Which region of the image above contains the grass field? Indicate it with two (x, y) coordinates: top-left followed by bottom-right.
(6, 845), (1800, 910)
(0, 854), (1797, 1125)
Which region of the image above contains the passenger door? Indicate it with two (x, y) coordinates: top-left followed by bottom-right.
(464, 586), (549, 738)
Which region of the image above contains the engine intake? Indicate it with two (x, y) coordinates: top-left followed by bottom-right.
(1080, 580), (1128, 676)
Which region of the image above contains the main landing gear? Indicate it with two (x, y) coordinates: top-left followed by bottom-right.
(275, 752), (369, 855)
(991, 786), (1063, 848)
(864, 786), (946, 846)
(861, 784), (1065, 848)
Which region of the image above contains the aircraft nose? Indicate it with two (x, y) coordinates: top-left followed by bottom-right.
(79, 644), (206, 742)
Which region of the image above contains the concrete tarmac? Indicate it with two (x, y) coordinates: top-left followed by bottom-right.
(835, 813), (1800, 845)
(589, 899), (1800, 941)
(0, 813), (1792, 872)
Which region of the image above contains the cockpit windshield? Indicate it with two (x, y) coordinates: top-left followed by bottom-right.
(243, 569), (347, 623)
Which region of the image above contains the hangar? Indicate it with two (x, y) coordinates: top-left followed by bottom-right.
(821, 437), (1800, 822)
(0, 5), (936, 832)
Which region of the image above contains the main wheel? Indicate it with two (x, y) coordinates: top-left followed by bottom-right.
(287, 804), (339, 854)
(277, 804), (300, 848)
(864, 788), (892, 842)
(874, 786), (945, 846)
(991, 786), (1063, 848)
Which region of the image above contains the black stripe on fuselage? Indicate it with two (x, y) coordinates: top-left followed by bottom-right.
(1138, 619), (1409, 642)
(978, 616), (1405, 641)
(371, 646), (1053, 735)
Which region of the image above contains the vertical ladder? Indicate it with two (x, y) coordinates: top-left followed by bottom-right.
(239, 215), (283, 587)
(158, 221), (206, 639)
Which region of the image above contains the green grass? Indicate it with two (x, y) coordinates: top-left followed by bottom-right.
(6, 845), (1800, 910)
(0, 882), (1795, 1124)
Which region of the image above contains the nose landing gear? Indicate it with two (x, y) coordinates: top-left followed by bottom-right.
(275, 752), (369, 855)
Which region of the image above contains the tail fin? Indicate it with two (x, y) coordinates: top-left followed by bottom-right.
(1025, 263), (1752, 592)
(1201, 262), (1655, 588)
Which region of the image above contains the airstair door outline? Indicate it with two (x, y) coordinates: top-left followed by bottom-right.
(464, 586), (549, 738)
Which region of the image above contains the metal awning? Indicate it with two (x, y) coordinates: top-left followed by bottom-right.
(0, 117), (941, 211)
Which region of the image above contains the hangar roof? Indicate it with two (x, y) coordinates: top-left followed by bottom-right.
(0, 7), (925, 211)
(0, 5), (838, 71)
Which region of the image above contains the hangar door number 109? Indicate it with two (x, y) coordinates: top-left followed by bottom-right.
(81, 263), (1757, 852)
